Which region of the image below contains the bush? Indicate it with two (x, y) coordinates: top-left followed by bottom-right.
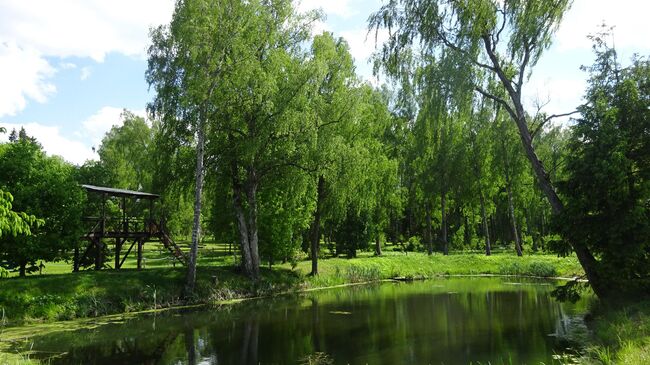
(406, 236), (422, 252)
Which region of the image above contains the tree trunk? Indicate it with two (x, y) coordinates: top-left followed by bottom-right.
(479, 191), (491, 256)
(184, 121), (206, 297)
(540, 210), (546, 251)
(231, 161), (254, 277)
(510, 108), (607, 292)
(375, 235), (382, 256)
(73, 246), (80, 272)
(310, 176), (324, 275)
(526, 209), (538, 252)
(482, 36), (606, 296)
(425, 202), (433, 255)
(504, 166), (522, 256)
(114, 238), (122, 270)
(94, 239), (103, 270)
(441, 193), (448, 255)
(463, 214), (472, 247)
(498, 119), (522, 257)
(19, 261), (26, 277)
(230, 160), (261, 280)
(245, 173), (260, 279)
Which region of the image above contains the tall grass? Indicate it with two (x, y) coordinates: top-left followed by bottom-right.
(584, 300), (650, 364)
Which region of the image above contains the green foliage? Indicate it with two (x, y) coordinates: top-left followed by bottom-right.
(258, 169), (313, 266)
(0, 190), (40, 238)
(332, 210), (371, 258)
(97, 110), (155, 192)
(0, 136), (83, 276)
(406, 236), (422, 252)
(557, 34), (650, 297)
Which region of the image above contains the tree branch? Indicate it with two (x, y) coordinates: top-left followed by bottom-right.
(531, 110), (580, 138)
(474, 86), (516, 122)
(436, 29), (495, 72)
(516, 39), (533, 94)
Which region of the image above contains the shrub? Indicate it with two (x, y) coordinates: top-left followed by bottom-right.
(406, 236), (422, 252)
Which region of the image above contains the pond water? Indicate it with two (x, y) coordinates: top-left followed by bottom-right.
(18, 277), (590, 364)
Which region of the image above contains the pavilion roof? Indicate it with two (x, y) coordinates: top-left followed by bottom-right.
(81, 184), (160, 199)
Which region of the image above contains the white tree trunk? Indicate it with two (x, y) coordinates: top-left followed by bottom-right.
(184, 121), (205, 296)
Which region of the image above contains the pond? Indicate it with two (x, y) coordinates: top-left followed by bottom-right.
(15, 277), (590, 364)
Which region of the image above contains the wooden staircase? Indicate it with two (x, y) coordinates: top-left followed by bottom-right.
(158, 229), (188, 265)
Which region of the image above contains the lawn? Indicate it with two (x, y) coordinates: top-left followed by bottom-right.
(0, 241), (585, 326)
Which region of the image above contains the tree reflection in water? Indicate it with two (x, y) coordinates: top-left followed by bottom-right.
(18, 277), (591, 365)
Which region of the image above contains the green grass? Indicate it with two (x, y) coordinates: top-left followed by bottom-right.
(295, 250), (584, 288)
(0, 241), (585, 327)
(582, 300), (650, 364)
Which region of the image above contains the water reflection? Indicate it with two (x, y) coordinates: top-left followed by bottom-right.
(21, 277), (589, 365)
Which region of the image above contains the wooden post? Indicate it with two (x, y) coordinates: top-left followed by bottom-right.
(137, 239), (143, 270)
(115, 238), (122, 269)
(101, 193), (106, 235)
(122, 196), (127, 234)
(149, 199), (154, 233)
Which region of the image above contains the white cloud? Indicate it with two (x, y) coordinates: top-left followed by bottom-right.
(520, 0), (650, 124)
(555, 0), (650, 53)
(296, 0), (356, 19)
(0, 41), (56, 117)
(0, 106), (147, 165)
(340, 28), (377, 63)
(81, 106), (147, 148)
(0, 0), (175, 62)
(337, 27), (388, 81)
(310, 19), (331, 37)
(0, 122), (95, 164)
(80, 66), (92, 81)
(0, 0), (175, 116)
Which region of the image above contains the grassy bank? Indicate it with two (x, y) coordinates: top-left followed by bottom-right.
(582, 301), (650, 364)
(1, 247), (646, 364)
(0, 245), (585, 326)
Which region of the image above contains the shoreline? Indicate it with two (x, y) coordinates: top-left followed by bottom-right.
(0, 272), (582, 342)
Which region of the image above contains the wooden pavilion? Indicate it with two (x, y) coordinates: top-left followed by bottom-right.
(76, 184), (186, 271)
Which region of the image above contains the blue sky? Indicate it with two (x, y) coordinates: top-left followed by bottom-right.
(0, 0), (648, 165)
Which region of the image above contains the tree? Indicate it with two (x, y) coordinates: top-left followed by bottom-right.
(303, 32), (360, 275)
(558, 34), (650, 298)
(0, 124), (36, 238)
(0, 136), (83, 276)
(0, 189), (40, 239)
(204, 0), (318, 280)
(492, 107), (527, 256)
(150, 0), (321, 281)
(97, 110), (155, 192)
(369, 0), (610, 298)
(467, 101), (497, 255)
(148, 0), (241, 293)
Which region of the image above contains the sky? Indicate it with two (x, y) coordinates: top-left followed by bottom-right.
(0, 0), (648, 165)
